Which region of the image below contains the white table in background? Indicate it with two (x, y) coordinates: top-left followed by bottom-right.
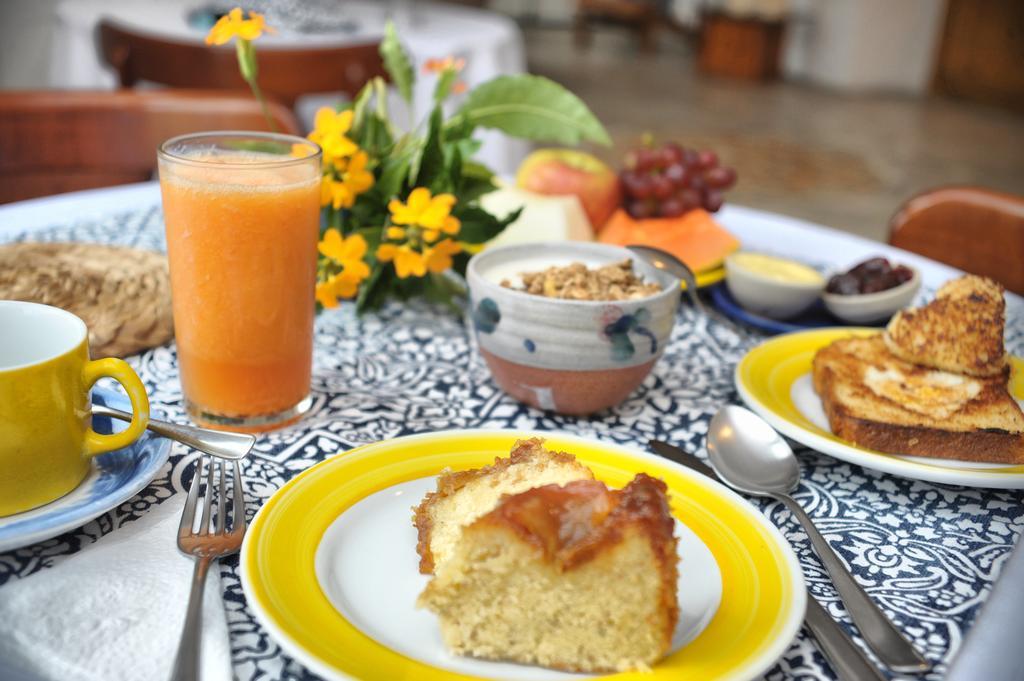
(51, 0), (530, 175)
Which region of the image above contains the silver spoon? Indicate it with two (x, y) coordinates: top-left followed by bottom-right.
(92, 404), (255, 460)
(625, 244), (705, 314)
(706, 405), (931, 674)
(649, 438), (886, 681)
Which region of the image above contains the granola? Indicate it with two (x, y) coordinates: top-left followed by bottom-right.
(502, 259), (662, 301)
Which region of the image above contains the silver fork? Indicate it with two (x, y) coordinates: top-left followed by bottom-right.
(170, 456), (247, 681)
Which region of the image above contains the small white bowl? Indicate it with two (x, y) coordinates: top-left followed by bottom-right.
(822, 267), (921, 324)
(724, 253), (824, 320)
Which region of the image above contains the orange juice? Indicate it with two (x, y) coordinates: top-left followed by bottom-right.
(158, 134), (321, 430)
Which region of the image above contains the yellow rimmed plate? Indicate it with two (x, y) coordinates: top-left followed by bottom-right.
(681, 266), (726, 291)
(241, 430), (805, 681)
(736, 327), (1024, 488)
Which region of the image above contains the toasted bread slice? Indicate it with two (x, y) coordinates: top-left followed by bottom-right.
(813, 335), (1024, 464)
(884, 275), (1006, 377)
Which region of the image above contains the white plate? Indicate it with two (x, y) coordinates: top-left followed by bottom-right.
(314, 477), (722, 681)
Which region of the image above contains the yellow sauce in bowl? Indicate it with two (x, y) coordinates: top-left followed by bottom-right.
(728, 253), (824, 285)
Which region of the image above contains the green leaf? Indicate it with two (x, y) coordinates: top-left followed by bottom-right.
(422, 272), (467, 315)
(454, 137), (482, 160)
(450, 74), (610, 146)
(443, 114), (475, 142)
(447, 144), (463, 191)
(375, 148), (414, 201)
(457, 160), (497, 202)
(414, 107), (447, 192)
(355, 226), (383, 254)
(380, 21), (414, 104)
(432, 67), (458, 105)
(350, 81), (374, 132)
(355, 112), (394, 157)
(349, 192), (388, 227)
(455, 205), (523, 244)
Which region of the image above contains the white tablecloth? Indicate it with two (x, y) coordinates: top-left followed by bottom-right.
(50, 0), (530, 174)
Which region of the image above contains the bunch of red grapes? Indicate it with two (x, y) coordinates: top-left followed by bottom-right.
(620, 142), (737, 219)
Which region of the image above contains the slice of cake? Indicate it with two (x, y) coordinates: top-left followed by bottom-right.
(418, 474), (679, 673)
(413, 438), (595, 574)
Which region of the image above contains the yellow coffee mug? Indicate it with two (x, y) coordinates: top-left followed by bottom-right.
(0, 301), (150, 516)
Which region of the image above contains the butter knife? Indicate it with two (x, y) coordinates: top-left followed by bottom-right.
(649, 439), (887, 681)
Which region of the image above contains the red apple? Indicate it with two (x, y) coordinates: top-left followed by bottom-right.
(515, 149), (621, 231)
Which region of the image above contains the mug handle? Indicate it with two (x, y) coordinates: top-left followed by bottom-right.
(81, 358), (151, 457)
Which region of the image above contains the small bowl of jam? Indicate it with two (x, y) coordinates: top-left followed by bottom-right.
(822, 257), (920, 323)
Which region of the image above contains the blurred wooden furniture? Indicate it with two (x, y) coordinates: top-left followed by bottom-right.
(933, 0), (1024, 113)
(888, 186), (1024, 295)
(0, 90), (300, 204)
(574, 0), (662, 51)
(698, 11), (785, 80)
(97, 20), (387, 107)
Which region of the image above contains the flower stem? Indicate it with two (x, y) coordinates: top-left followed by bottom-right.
(235, 38), (277, 133)
(247, 77), (278, 133)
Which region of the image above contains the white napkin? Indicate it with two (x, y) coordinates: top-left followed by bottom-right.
(0, 495), (233, 681)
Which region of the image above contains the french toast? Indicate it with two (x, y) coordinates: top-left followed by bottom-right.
(884, 275), (1007, 377)
(813, 335), (1024, 463)
(418, 474), (679, 673)
(412, 438), (594, 574)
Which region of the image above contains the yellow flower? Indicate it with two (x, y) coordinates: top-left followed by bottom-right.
(316, 278), (340, 308)
(291, 143), (313, 158)
(317, 230), (370, 306)
(205, 8), (273, 45)
(341, 151), (374, 195)
(308, 108), (358, 165)
(376, 244), (427, 279)
(321, 176), (350, 209)
(319, 229), (369, 276)
(388, 187), (460, 235)
(424, 239), (462, 274)
(319, 152), (373, 209)
(334, 270), (364, 298)
(423, 56), (465, 74)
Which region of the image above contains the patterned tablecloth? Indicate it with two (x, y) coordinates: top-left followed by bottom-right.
(2, 187), (1023, 680)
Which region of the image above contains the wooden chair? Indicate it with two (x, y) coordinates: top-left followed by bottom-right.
(97, 20), (387, 108)
(574, 0), (662, 52)
(888, 186), (1024, 295)
(0, 90), (300, 204)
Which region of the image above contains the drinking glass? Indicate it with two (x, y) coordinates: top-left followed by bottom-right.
(158, 132), (321, 431)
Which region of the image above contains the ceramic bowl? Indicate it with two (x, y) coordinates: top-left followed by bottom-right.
(822, 266), (921, 324)
(724, 253), (824, 320)
(466, 242), (680, 415)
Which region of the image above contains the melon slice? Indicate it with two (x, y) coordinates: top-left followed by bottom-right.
(481, 187), (594, 247)
(598, 208), (739, 273)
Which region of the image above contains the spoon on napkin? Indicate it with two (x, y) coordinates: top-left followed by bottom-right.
(706, 405), (931, 673)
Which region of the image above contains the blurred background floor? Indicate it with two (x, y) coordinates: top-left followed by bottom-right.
(526, 25), (1024, 241)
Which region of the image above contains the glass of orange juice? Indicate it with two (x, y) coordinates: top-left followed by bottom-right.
(158, 132), (322, 431)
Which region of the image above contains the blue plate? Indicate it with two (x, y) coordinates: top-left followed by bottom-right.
(709, 283), (886, 335)
(0, 388), (171, 552)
